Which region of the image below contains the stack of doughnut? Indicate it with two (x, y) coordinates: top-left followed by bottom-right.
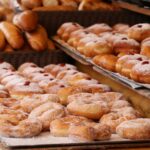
(0, 10), (55, 52)
(0, 61), (149, 141)
(8, 0), (118, 11)
(56, 22), (150, 84)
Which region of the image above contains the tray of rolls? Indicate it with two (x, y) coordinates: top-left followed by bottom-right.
(0, 61), (150, 149)
(52, 21), (150, 89)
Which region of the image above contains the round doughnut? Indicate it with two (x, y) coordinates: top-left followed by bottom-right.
(29, 102), (65, 130)
(68, 123), (111, 142)
(67, 93), (109, 119)
(113, 37), (140, 54)
(86, 23), (112, 35)
(21, 94), (60, 113)
(0, 62), (14, 71)
(141, 37), (150, 58)
(58, 84), (111, 105)
(116, 118), (150, 139)
(44, 63), (77, 77)
(128, 23), (150, 41)
(130, 60), (150, 84)
(113, 23), (129, 34)
(93, 54), (118, 72)
(100, 112), (130, 133)
(67, 29), (91, 47)
(58, 22), (83, 41)
(115, 54), (148, 74)
(82, 38), (113, 57)
(9, 81), (44, 99)
(18, 62), (38, 73)
(0, 118), (42, 138)
(57, 22), (82, 39)
(111, 100), (131, 111)
(50, 115), (92, 137)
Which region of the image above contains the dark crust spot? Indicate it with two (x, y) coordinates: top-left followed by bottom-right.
(60, 85), (65, 88)
(121, 37), (128, 40)
(59, 63), (65, 67)
(24, 81), (30, 86)
(136, 57), (142, 61)
(31, 65), (37, 68)
(137, 24), (142, 28)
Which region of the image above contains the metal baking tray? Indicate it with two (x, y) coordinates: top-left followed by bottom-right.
(52, 37), (150, 90)
(1, 132), (150, 149)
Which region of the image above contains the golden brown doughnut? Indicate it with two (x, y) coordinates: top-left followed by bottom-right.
(50, 115), (92, 137)
(0, 118), (42, 138)
(25, 25), (48, 51)
(13, 10), (38, 32)
(0, 21), (24, 49)
(141, 37), (150, 58)
(67, 93), (109, 119)
(115, 54), (148, 74)
(58, 84), (111, 105)
(29, 102), (65, 130)
(9, 81), (44, 99)
(85, 23), (112, 35)
(21, 0), (42, 9)
(93, 54), (118, 72)
(116, 118), (150, 140)
(82, 38), (113, 57)
(113, 23), (129, 34)
(130, 60), (150, 84)
(128, 23), (150, 41)
(113, 37), (140, 54)
(21, 94), (60, 113)
(44, 63), (77, 77)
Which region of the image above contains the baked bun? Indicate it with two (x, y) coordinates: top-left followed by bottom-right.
(85, 23), (112, 35)
(0, 21), (24, 49)
(42, 0), (59, 6)
(140, 37), (150, 58)
(113, 23), (129, 34)
(93, 54), (118, 72)
(128, 23), (150, 41)
(116, 118), (150, 139)
(21, 0), (42, 9)
(25, 25), (48, 51)
(13, 10), (38, 32)
(130, 60), (150, 84)
(0, 30), (5, 51)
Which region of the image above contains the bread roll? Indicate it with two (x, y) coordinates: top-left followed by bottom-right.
(0, 21), (24, 49)
(21, 0), (42, 9)
(25, 25), (48, 51)
(13, 10), (38, 32)
(42, 0), (58, 6)
(0, 30), (6, 51)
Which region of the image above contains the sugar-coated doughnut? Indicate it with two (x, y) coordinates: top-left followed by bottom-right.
(113, 23), (129, 34)
(130, 60), (150, 84)
(128, 23), (150, 41)
(141, 37), (150, 58)
(116, 118), (150, 139)
(58, 84), (111, 105)
(50, 115), (92, 137)
(67, 93), (109, 119)
(29, 102), (65, 130)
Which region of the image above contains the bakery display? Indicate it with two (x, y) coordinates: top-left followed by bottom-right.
(56, 22), (150, 84)
(8, 0), (118, 11)
(0, 10), (55, 52)
(0, 61), (148, 141)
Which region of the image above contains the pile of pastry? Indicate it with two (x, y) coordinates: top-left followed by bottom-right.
(0, 61), (149, 141)
(0, 10), (55, 52)
(57, 22), (150, 84)
(6, 0), (118, 11)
